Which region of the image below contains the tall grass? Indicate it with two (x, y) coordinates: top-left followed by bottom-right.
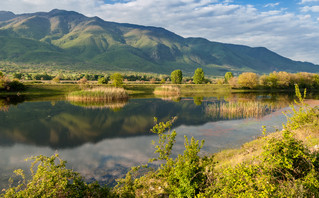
(68, 100), (127, 110)
(67, 87), (128, 101)
(206, 100), (287, 119)
(153, 85), (181, 96)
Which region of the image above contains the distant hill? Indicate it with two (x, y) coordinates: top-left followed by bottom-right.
(0, 9), (318, 75)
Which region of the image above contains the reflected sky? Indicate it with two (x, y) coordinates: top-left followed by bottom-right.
(0, 93), (304, 188)
(0, 107), (288, 188)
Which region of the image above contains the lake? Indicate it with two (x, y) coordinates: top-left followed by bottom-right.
(0, 92), (317, 188)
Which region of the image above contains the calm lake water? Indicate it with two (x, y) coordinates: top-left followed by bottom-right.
(0, 92), (318, 188)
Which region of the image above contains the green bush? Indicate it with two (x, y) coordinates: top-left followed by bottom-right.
(97, 76), (108, 84)
(171, 70), (183, 84)
(110, 73), (123, 87)
(7, 80), (26, 91)
(193, 68), (205, 84)
(2, 154), (116, 198)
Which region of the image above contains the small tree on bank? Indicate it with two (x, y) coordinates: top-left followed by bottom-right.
(224, 72), (234, 83)
(237, 72), (258, 89)
(171, 70), (183, 84)
(98, 76), (108, 84)
(111, 73), (123, 87)
(193, 68), (204, 84)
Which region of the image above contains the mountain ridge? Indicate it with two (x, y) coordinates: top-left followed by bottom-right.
(0, 9), (318, 75)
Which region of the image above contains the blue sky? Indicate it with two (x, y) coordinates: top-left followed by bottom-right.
(1, 0), (319, 64)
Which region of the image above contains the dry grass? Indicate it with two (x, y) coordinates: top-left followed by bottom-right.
(67, 87), (128, 102)
(153, 85), (181, 96)
(68, 100), (127, 110)
(206, 101), (287, 119)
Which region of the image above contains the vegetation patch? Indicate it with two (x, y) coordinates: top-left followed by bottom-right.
(206, 100), (287, 119)
(68, 100), (127, 110)
(153, 85), (181, 96)
(67, 87), (128, 102)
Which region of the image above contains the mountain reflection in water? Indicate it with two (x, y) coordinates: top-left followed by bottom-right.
(0, 92), (310, 187)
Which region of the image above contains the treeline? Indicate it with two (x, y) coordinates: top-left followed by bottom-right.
(4, 70), (319, 90)
(11, 72), (165, 82)
(228, 71), (319, 89)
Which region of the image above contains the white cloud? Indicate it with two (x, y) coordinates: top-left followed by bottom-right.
(0, 0), (319, 64)
(264, 2), (280, 8)
(300, 0), (319, 4)
(301, 5), (319, 12)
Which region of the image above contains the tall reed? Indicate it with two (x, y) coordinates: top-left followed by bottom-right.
(153, 85), (181, 96)
(68, 100), (127, 110)
(67, 87), (128, 101)
(206, 101), (286, 119)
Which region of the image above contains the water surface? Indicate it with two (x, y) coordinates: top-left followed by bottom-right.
(0, 92), (314, 187)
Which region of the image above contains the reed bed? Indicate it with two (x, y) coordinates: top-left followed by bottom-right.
(68, 100), (127, 110)
(67, 87), (128, 101)
(206, 101), (286, 119)
(153, 85), (181, 96)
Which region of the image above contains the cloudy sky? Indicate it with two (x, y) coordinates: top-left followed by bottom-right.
(1, 0), (319, 64)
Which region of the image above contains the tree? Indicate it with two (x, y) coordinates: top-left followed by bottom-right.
(77, 77), (88, 84)
(52, 76), (60, 83)
(98, 76), (108, 84)
(193, 68), (204, 84)
(224, 72), (233, 83)
(171, 70), (183, 84)
(237, 72), (259, 89)
(111, 73), (123, 87)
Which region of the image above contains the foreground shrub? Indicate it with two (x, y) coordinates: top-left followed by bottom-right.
(115, 118), (214, 197)
(2, 154), (116, 198)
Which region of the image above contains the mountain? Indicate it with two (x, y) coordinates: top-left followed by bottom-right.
(0, 9), (318, 75)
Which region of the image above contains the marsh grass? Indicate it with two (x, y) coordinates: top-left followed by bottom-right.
(206, 100), (286, 119)
(68, 100), (127, 110)
(153, 85), (181, 96)
(67, 87), (128, 102)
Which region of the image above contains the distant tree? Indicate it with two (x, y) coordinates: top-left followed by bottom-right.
(160, 78), (166, 84)
(0, 75), (7, 89)
(0, 71), (3, 77)
(98, 76), (108, 84)
(78, 77), (88, 84)
(224, 72), (233, 83)
(237, 72), (259, 89)
(171, 70), (183, 84)
(13, 73), (23, 80)
(228, 77), (238, 88)
(32, 73), (52, 80)
(52, 76), (60, 83)
(111, 73), (123, 87)
(193, 68), (204, 84)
